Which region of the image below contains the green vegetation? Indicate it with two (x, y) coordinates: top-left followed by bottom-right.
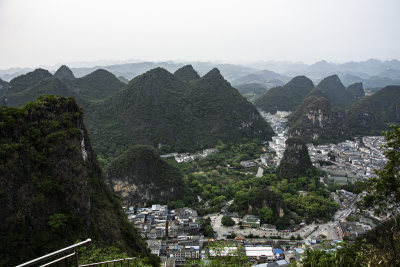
(232, 69), (288, 86)
(362, 125), (400, 214)
(348, 86), (400, 135)
(276, 137), (314, 179)
(258, 207), (273, 223)
(77, 243), (151, 266)
(303, 216), (400, 266)
(315, 75), (354, 110)
(73, 69), (125, 100)
(106, 145), (193, 206)
(174, 65), (200, 82)
(235, 82), (269, 95)
(221, 216), (235, 226)
(255, 76), (314, 114)
(346, 82), (365, 100)
(226, 232), (237, 239)
(347, 95), (383, 135)
(0, 78), (9, 97)
(87, 66), (273, 163)
(327, 181), (364, 194)
(201, 217), (215, 238)
(286, 78), (399, 144)
(0, 96), (158, 266)
(54, 65), (75, 82)
(285, 194), (338, 223)
(2, 77), (84, 107)
(2, 66), (124, 109)
(169, 141), (337, 229)
(234, 82), (269, 101)
(287, 91), (351, 144)
(8, 68), (52, 93)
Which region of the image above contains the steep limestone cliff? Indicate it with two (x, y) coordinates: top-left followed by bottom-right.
(276, 137), (313, 178)
(287, 91), (350, 144)
(0, 96), (156, 266)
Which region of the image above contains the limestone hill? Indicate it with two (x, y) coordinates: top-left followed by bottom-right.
(254, 76), (314, 113)
(88, 66), (274, 162)
(106, 145), (192, 206)
(0, 96), (157, 266)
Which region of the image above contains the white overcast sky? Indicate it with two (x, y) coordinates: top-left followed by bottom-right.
(0, 0), (399, 69)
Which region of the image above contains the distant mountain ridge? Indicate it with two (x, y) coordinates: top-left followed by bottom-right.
(1, 65), (125, 107)
(8, 68), (52, 93)
(232, 69), (290, 86)
(2, 59), (399, 93)
(72, 69), (125, 100)
(254, 76), (314, 113)
(234, 82), (270, 102)
(1, 76), (81, 107)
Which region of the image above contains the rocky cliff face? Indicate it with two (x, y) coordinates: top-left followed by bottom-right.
(261, 189), (286, 218)
(276, 137), (313, 178)
(288, 92), (350, 144)
(0, 96), (155, 266)
(106, 145), (189, 206)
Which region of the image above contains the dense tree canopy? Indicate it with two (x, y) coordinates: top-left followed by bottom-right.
(221, 216), (235, 226)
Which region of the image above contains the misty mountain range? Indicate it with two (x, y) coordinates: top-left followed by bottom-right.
(1, 59), (399, 92)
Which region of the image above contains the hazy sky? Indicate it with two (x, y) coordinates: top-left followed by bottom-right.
(0, 0), (399, 69)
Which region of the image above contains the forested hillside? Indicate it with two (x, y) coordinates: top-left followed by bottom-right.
(0, 96), (158, 266)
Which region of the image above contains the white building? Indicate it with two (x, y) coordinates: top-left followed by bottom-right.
(245, 246), (275, 260)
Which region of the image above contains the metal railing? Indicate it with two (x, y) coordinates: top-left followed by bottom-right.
(79, 257), (137, 267)
(16, 238), (92, 267)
